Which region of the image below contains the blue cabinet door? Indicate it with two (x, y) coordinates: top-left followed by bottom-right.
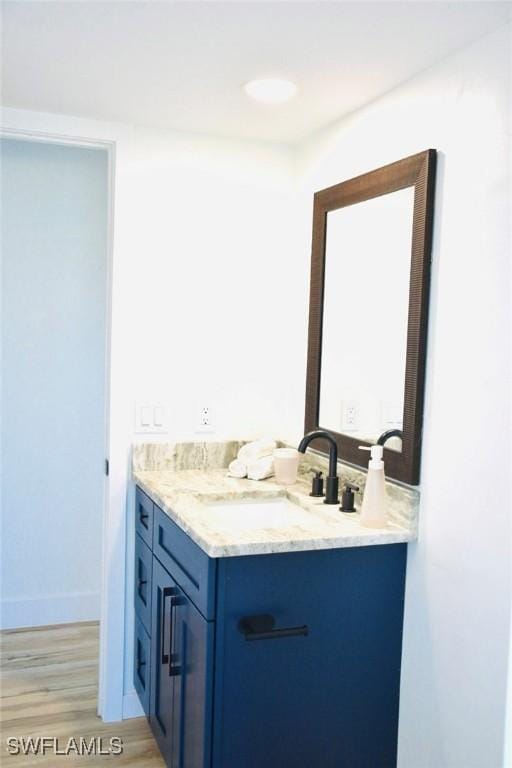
(150, 557), (177, 764)
(170, 585), (214, 768)
(213, 544), (407, 768)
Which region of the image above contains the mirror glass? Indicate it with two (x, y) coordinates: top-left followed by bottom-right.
(319, 187), (415, 451)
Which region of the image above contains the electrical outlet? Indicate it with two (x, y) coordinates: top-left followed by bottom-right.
(196, 405), (214, 433)
(341, 400), (358, 432)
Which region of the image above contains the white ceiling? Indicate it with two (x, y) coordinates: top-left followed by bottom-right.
(2, 1), (510, 144)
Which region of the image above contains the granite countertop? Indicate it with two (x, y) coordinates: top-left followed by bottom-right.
(133, 442), (418, 558)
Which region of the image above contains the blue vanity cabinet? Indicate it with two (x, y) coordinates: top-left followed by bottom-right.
(134, 487), (407, 768)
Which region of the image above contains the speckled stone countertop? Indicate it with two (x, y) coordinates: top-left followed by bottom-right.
(133, 441), (419, 558)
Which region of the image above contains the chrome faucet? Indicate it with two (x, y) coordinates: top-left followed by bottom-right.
(298, 430), (339, 504)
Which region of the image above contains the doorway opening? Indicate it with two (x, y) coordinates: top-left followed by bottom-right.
(1, 137), (114, 718)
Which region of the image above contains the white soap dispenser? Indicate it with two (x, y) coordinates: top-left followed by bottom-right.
(358, 445), (387, 528)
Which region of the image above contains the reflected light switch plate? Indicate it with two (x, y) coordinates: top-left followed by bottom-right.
(383, 404), (403, 429)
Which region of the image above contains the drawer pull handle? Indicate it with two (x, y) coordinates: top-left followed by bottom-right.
(137, 578), (147, 602)
(238, 614), (308, 641)
(161, 587), (177, 665)
(136, 658), (147, 690)
(139, 509), (149, 526)
(168, 595), (187, 677)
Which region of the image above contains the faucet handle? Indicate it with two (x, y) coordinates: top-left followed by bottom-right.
(309, 470), (324, 498)
(340, 483), (359, 513)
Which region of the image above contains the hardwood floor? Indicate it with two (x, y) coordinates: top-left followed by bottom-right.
(0, 621), (164, 766)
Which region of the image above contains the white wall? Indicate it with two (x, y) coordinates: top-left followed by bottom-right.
(294, 25), (511, 768)
(1, 138), (108, 628)
(125, 133), (296, 441)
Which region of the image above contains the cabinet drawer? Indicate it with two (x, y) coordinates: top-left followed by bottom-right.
(134, 616), (151, 718)
(153, 505), (216, 620)
(135, 487), (153, 548)
(134, 533), (152, 634)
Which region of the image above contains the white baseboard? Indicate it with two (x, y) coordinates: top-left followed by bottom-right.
(122, 690), (144, 719)
(0, 591), (100, 630)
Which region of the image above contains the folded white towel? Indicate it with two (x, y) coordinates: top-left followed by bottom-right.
(238, 438), (277, 464)
(227, 459), (248, 478)
(247, 455), (274, 481)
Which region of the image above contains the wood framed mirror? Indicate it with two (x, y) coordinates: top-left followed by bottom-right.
(304, 149), (437, 485)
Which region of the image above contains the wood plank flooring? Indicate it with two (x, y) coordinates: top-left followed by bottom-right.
(0, 621), (164, 766)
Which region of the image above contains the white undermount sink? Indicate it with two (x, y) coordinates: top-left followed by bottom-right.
(197, 497), (322, 533)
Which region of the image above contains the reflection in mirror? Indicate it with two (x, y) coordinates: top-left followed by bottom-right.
(319, 187), (415, 452)
(305, 150), (436, 484)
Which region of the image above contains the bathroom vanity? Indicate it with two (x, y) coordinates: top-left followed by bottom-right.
(130, 151), (434, 767)
(132, 443), (418, 768)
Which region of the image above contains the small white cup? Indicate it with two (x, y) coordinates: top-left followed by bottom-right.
(273, 448), (300, 485)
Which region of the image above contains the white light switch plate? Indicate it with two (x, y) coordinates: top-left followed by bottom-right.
(135, 402), (169, 434)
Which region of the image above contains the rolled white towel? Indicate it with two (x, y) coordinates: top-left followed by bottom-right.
(247, 455), (274, 481)
(227, 459), (247, 479)
(238, 438), (277, 464)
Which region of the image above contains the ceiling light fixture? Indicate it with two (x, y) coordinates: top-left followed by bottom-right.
(243, 78), (298, 104)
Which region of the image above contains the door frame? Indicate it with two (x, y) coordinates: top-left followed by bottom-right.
(1, 124), (124, 721)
